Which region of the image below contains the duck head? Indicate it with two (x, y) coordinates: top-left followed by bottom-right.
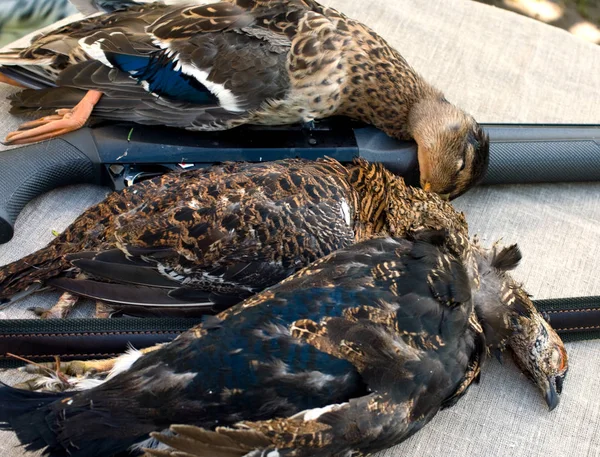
(408, 97), (489, 199)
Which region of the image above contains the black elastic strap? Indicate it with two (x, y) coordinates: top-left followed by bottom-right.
(0, 297), (598, 367)
(535, 296), (600, 342)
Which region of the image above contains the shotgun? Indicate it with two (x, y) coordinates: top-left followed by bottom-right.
(1, 119), (599, 244)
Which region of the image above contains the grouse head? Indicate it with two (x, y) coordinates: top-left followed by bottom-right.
(472, 242), (568, 411)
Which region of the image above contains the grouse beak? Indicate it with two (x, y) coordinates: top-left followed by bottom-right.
(438, 193), (450, 201)
(545, 374), (563, 411)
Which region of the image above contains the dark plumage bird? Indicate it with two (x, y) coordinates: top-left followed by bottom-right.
(0, 158), (568, 409)
(0, 0), (489, 198)
(0, 233), (528, 457)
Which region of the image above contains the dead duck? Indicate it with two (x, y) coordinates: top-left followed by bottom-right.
(0, 0), (489, 198)
(0, 233), (564, 457)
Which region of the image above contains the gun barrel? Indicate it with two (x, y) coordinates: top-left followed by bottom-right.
(0, 123), (598, 245)
(482, 124), (600, 184)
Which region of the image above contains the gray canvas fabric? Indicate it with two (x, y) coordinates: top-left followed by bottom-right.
(324, 0), (600, 124)
(1, 0), (600, 455)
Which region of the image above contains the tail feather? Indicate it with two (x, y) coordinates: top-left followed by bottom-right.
(0, 65), (57, 90)
(0, 245), (70, 302)
(0, 383), (67, 453)
(8, 87), (87, 116)
(0, 45), (62, 90)
(0, 383), (148, 457)
(0, 52), (54, 66)
(147, 424), (271, 457)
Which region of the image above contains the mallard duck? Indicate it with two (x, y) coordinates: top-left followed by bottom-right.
(0, 233), (554, 457)
(0, 158), (567, 410)
(0, 0), (489, 198)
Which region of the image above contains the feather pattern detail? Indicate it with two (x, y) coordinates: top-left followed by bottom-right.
(0, 158), (467, 312)
(0, 234), (488, 457)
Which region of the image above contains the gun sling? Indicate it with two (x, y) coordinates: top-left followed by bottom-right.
(0, 296), (598, 367)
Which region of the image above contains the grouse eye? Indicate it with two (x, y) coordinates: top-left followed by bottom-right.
(457, 158), (466, 172)
(550, 347), (566, 372)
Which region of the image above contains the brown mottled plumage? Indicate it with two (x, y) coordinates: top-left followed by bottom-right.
(0, 0), (488, 197)
(5, 158), (566, 411)
(0, 158), (467, 315)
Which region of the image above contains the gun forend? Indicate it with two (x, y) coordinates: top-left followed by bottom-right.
(481, 124), (600, 184)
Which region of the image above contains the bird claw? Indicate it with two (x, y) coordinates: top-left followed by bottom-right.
(7, 354), (74, 392)
(29, 306), (63, 319)
(4, 113), (83, 145)
(19, 360), (98, 377)
(12, 344), (162, 392)
(13, 378), (50, 392)
(28, 291), (79, 319)
(14, 359), (110, 392)
(95, 301), (115, 319)
(13, 376), (71, 392)
(17, 113), (70, 130)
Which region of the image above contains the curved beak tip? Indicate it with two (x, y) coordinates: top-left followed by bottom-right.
(545, 381), (560, 411)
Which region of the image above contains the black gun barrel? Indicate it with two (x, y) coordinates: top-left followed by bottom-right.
(480, 124), (600, 184)
(0, 122), (599, 244)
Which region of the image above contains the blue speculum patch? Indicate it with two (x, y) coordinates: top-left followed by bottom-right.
(105, 50), (220, 105)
